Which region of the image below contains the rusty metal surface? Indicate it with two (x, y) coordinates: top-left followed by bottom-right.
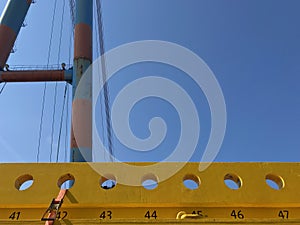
(0, 24), (16, 68)
(0, 70), (69, 82)
(74, 24), (92, 61)
(71, 99), (92, 149)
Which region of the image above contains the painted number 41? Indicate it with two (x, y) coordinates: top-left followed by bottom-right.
(9, 212), (20, 220)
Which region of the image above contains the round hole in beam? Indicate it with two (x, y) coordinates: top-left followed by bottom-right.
(15, 174), (34, 191)
(265, 174), (284, 190)
(183, 174), (200, 190)
(224, 173), (242, 190)
(57, 173), (75, 189)
(100, 174), (117, 190)
(141, 174), (158, 190)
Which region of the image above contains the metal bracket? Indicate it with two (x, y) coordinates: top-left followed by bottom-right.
(41, 198), (63, 221)
(41, 189), (67, 223)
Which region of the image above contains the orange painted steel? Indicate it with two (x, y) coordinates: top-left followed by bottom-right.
(0, 70), (66, 82)
(0, 25), (16, 68)
(74, 24), (93, 62)
(42, 189), (67, 225)
(71, 99), (92, 149)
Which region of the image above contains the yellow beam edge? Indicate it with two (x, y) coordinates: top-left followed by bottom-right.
(1, 219), (300, 225)
(0, 162), (299, 223)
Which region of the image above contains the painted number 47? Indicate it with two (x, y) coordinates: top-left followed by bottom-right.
(278, 210), (289, 219)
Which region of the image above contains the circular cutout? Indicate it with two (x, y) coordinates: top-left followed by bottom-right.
(100, 174), (117, 190)
(15, 174), (34, 191)
(57, 173), (75, 189)
(265, 174), (284, 190)
(224, 173), (242, 190)
(141, 174), (158, 190)
(183, 174), (200, 190)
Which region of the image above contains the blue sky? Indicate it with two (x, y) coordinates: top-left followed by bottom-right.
(0, 0), (299, 163)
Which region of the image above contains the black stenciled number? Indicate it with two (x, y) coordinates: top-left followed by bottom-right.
(107, 211), (112, 219)
(278, 210), (289, 219)
(231, 210), (244, 219)
(100, 211), (112, 219)
(100, 211), (105, 219)
(145, 210), (157, 219)
(9, 212), (20, 220)
(192, 210), (203, 216)
(56, 211), (68, 220)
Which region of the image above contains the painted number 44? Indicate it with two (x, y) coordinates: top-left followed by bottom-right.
(145, 210), (157, 219)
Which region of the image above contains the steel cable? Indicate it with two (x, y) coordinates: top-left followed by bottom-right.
(96, 0), (114, 161)
(57, 83), (69, 162)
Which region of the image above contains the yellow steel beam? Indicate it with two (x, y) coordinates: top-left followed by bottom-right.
(0, 162), (299, 224)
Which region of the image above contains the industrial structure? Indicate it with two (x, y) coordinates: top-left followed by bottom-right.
(0, 0), (299, 224)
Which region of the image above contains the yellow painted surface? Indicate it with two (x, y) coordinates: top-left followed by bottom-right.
(0, 162), (299, 224)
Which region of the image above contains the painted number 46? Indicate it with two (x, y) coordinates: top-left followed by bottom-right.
(231, 210), (244, 219)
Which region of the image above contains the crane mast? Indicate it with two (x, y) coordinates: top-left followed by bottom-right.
(0, 0), (31, 69)
(0, 1), (299, 225)
(0, 0), (93, 162)
(71, 0), (93, 162)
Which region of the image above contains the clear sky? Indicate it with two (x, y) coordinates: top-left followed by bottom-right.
(0, 0), (299, 163)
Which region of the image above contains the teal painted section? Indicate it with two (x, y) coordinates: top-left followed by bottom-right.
(64, 69), (73, 82)
(0, 0), (31, 34)
(75, 0), (92, 27)
(71, 147), (92, 162)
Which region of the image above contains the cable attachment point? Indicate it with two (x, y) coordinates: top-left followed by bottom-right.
(41, 189), (67, 223)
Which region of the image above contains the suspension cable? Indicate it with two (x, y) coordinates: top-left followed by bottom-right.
(96, 0), (114, 161)
(94, 1), (100, 57)
(56, 83), (69, 162)
(47, 0), (58, 67)
(49, 0), (63, 162)
(64, 84), (70, 162)
(57, 0), (66, 64)
(68, 20), (73, 67)
(68, 0), (75, 31)
(94, 0), (106, 161)
(50, 0), (66, 162)
(68, 0), (75, 67)
(37, 0), (54, 160)
(37, 82), (47, 162)
(38, 0), (57, 162)
(0, 82), (7, 94)
(50, 82), (58, 162)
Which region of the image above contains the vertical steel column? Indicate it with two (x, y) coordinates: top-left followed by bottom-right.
(71, 0), (93, 162)
(0, 0), (32, 69)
